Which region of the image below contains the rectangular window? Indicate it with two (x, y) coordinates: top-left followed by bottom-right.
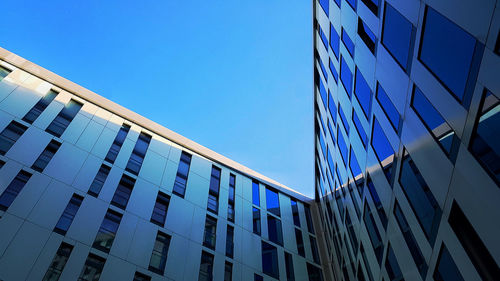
(393, 201), (428, 279)
(352, 110), (367, 147)
(0, 65), (11, 81)
(224, 261), (233, 281)
(207, 166), (221, 214)
(78, 253), (105, 281)
(398, 149), (442, 244)
(226, 225), (234, 258)
(203, 215), (217, 249)
(111, 174), (135, 210)
(198, 251), (214, 281)
(150, 191), (170, 227)
(330, 24), (340, 59)
(358, 19), (377, 54)
(448, 201), (500, 280)
(354, 68), (372, 118)
(360, 244), (374, 281)
(105, 124), (130, 164)
(371, 118), (395, 183)
(254, 274), (263, 281)
(318, 75), (328, 109)
(267, 215), (283, 246)
(0, 120), (28, 155)
(376, 83), (400, 132)
(285, 251), (295, 281)
(125, 132), (151, 175)
(0, 159), (4, 169)
(54, 194), (84, 235)
(133, 272), (151, 281)
(349, 184), (361, 219)
(360, 0), (380, 16)
(228, 174), (236, 222)
(42, 242), (73, 281)
(338, 103), (350, 135)
(307, 263), (324, 281)
(32, 140), (61, 172)
(340, 56), (353, 98)
(310, 236), (321, 264)
(262, 241), (279, 279)
(319, 0), (329, 16)
(329, 58), (338, 82)
(337, 127), (349, 165)
(93, 209), (122, 253)
(385, 243), (403, 281)
(318, 23), (329, 51)
(252, 180), (260, 206)
(291, 199), (300, 227)
(23, 89), (58, 124)
(317, 55), (328, 82)
(411, 86), (460, 159)
(366, 175), (388, 229)
(295, 229), (305, 257)
(433, 244), (464, 281)
(265, 188), (280, 217)
(46, 99), (83, 137)
(346, 210), (358, 255)
(0, 170), (31, 211)
(342, 28), (355, 58)
(304, 205), (315, 234)
(172, 151), (192, 198)
(88, 164), (111, 197)
(381, 3), (415, 72)
(253, 207), (261, 235)
(148, 231), (171, 275)
(363, 203), (383, 264)
(328, 91), (337, 125)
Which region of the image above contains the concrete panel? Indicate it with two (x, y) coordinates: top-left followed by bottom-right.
(139, 149), (167, 186)
(76, 120), (105, 152)
(43, 142), (88, 186)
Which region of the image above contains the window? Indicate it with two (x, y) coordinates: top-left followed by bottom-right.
(265, 188), (280, 216)
(23, 89), (58, 124)
(304, 205), (315, 234)
(393, 201), (428, 279)
(363, 203), (383, 264)
(381, 3), (415, 72)
(150, 191), (170, 227)
(267, 215), (283, 246)
(307, 263), (324, 281)
(105, 124), (130, 164)
(291, 199), (300, 227)
(207, 166), (221, 214)
(448, 201), (500, 280)
(0, 121), (28, 155)
(0, 170), (32, 211)
(0, 65), (11, 81)
(228, 174), (236, 222)
(330, 24), (340, 59)
(198, 251), (214, 281)
(318, 0), (329, 16)
(385, 244), (403, 281)
(360, 0), (379, 16)
(42, 242), (73, 281)
(433, 244), (464, 281)
(203, 215), (217, 249)
(111, 174), (135, 210)
(346, 210), (358, 255)
(172, 151), (192, 197)
(329, 58), (338, 82)
(340, 56), (353, 97)
(411, 86), (460, 159)
(54, 194), (84, 235)
(419, 6), (482, 104)
(92, 209), (122, 253)
(358, 18), (377, 54)
(318, 75), (328, 109)
(469, 89), (500, 184)
(226, 225), (234, 258)
(349, 149), (364, 192)
(310, 236), (321, 264)
(148, 231), (171, 275)
(262, 241), (279, 279)
(46, 99), (82, 137)
(252, 180), (260, 206)
(77, 253), (105, 281)
(295, 229), (305, 257)
(328, 91), (337, 125)
(360, 244), (374, 281)
(125, 132), (151, 175)
(398, 149), (441, 244)
(284, 252), (295, 281)
(253, 207), (261, 235)
(32, 140), (61, 172)
(317, 55), (328, 82)
(342, 28), (355, 58)
(318, 23), (329, 50)
(352, 110), (368, 147)
(149, 231), (171, 275)
(254, 274), (263, 281)
(366, 175), (388, 229)
(337, 127), (349, 165)
(88, 164), (111, 197)
(338, 103), (350, 135)
(133, 272), (151, 281)
(376, 83), (400, 131)
(371, 118), (395, 183)
(354, 68), (372, 118)
(0, 159), (4, 169)
(224, 261), (233, 281)
(345, 0), (356, 11)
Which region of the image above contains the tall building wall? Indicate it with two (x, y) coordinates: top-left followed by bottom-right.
(313, 0), (500, 280)
(0, 50), (324, 281)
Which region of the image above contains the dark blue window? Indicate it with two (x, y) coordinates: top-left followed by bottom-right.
(207, 166), (221, 214)
(333, 0), (341, 8)
(32, 140), (61, 172)
(329, 58), (338, 82)
(340, 57), (353, 98)
(382, 3), (415, 72)
(253, 207), (261, 235)
(366, 175), (388, 229)
(318, 57), (328, 82)
(199, 250), (214, 280)
(345, 0), (357, 11)
(349, 149), (362, 179)
(172, 152), (191, 198)
(295, 229), (305, 257)
(0, 170), (32, 211)
(354, 68), (372, 118)
(327, 121), (336, 144)
(307, 263), (324, 281)
(363, 203), (383, 264)
(252, 180), (260, 206)
(328, 92), (337, 125)
(319, 0), (329, 16)
(88, 164), (111, 197)
(54, 194), (83, 235)
(338, 103), (350, 135)
(291, 199), (300, 227)
(376, 83), (400, 131)
(23, 89), (58, 124)
(93, 209), (122, 253)
(399, 150), (442, 245)
(419, 6), (482, 104)
(330, 24), (340, 59)
(327, 147), (335, 177)
(433, 244), (464, 281)
(203, 216), (217, 250)
(336, 164), (344, 189)
(254, 274), (263, 281)
(371, 118), (395, 182)
(385, 244), (403, 281)
(262, 241), (279, 279)
(342, 28), (355, 58)
(0, 121), (27, 155)
(111, 174), (135, 210)
(304, 205), (315, 234)
(46, 99), (83, 137)
(266, 188), (280, 217)
(318, 130), (326, 158)
(319, 78), (328, 109)
(105, 124), (130, 164)
(318, 24), (329, 50)
(412, 86), (460, 159)
(310, 236), (321, 264)
(360, 0), (379, 16)
(337, 128), (349, 166)
(267, 215), (283, 246)
(151, 191), (170, 227)
(284, 252), (295, 281)
(358, 18), (377, 54)
(352, 110), (367, 147)
(126, 132), (152, 175)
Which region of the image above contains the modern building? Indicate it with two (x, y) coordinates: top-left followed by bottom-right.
(313, 0), (499, 280)
(0, 47), (326, 281)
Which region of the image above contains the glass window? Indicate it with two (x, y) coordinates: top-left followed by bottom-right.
(360, 0), (379, 16)
(54, 194), (84, 235)
(0, 65), (11, 81)
(262, 241), (279, 279)
(366, 174), (388, 229)
(0, 121), (28, 155)
(352, 110), (367, 147)
(328, 92), (337, 125)
(199, 251), (214, 281)
(329, 58), (338, 82)
(284, 251), (295, 281)
(345, 0), (357, 11)
(385, 243), (403, 281)
(133, 272), (151, 281)
(253, 207), (261, 235)
(337, 127), (348, 166)
(42, 242), (73, 281)
(23, 89), (58, 124)
(149, 232), (171, 275)
(203, 216), (217, 249)
(111, 174), (135, 210)
(172, 151), (192, 197)
(382, 3), (415, 71)
(228, 174), (236, 222)
(469, 89), (500, 184)
(319, 0), (329, 16)
(254, 274), (263, 281)
(318, 24), (329, 51)
(46, 99), (82, 137)
(151, 191), (170, 227)
(327, 121), (336, 145)
(295, 229), (305, 257)
(330, 24), (340, 59)
(92, 209), (122, 253)
(88, 164), (111, 197)
(358, 18), (377, 54)
(0, 170), (32, 211)
(342, 28), (355, 58)
(267, 215), (283, 246)
(349, 148), (362, 180)
(433, 244), (464, 281)
(376, 83), (400, 131)
(78, 253), (105, 281)
(398, 149), (442, 244)
(252, 180), (260, 206)
(207, 166), (221, 214)
(224, 261), (233, 281)
(291, 199), (300, 227)
(226, 225), (234, 258)
(338, 103), (350, 135)
(354, 68), (372, 118)
(126, 132), (151, 175)
(419, 6), (481, 103)
(360, 244), (374, 281)
(32, 140), (61, 172)
(371, 118), (395, 183)
(346, 210), (358, 255)
(363, 203), (383, 264)
(105, 124), (130, 164)
(340, 56), (353, 98)
(318, 56), (328, 82)
(307, 263), (324, 281)
(318, 76), (328, 109)
(304, 205), (315, 234)
(310, 236), (321, 264)
(266, 188), (280, 217)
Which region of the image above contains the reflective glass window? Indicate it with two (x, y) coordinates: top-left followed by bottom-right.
(382, 3), (415, 71)
(23, 89), (58, 124)
(376, 83), (400, 131)
(0, 121), (27, 155)
(262, 241), (279, 279)
(330, 24), (340, 59)
(354, 68), (372, 118)
(340, 56), (353, 98)
(342, 28), (355, 58)
(266, 188), (280, 217)
(0, 170), (31, 211)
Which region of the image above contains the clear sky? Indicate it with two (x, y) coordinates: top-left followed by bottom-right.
(1, 0), (314, 197)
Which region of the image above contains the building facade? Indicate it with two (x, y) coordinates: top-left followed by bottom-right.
(0, 48), (325, 281)
(313, 0), (500, 280)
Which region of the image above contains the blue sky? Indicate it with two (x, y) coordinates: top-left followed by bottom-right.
(1, 1), (314, 197)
